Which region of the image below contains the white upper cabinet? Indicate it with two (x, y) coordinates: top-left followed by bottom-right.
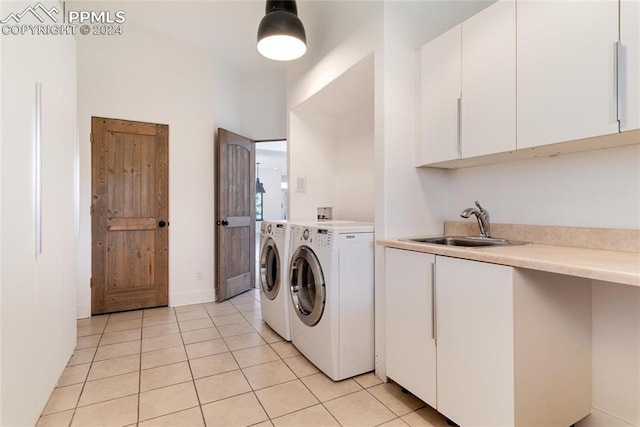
(418, 0), (639, 168)
(620, 0), (640, 132)
(419, 0), (516, 165)
(461, 0), (516, 158)
(420, 25), (461, 164)
(517, 0), (620, 148)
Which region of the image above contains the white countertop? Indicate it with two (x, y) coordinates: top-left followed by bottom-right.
(378, 238), (640, 287)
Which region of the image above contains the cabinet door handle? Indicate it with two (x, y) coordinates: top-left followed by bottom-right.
(35, 82), (42, 259)
(457, 96), (462, 157)
(431, 261), (437, 341)
(614, 41), (623, 125)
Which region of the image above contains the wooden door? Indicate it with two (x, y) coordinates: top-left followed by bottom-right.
(216, 128), (255, 301)
(91, 117), (169, 314)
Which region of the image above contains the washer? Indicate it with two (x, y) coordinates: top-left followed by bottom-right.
(259, 220), (292, 341)
(288, 221), (374, 380)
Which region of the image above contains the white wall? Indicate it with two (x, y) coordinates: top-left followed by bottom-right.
(239, 70), (287, 140)
(289, 106), (375, 222)
(289, 111), (338, 220)
(443, 145), (640, 229)
(1, 0), (78, 423)
(287, 1), (383, 110)
(289, 52), (376, 222)
(333, 102), (375, 222)
(76, 29), (236, 313)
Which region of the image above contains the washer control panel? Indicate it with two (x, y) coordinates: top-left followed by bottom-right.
(290, 225), (335, 249)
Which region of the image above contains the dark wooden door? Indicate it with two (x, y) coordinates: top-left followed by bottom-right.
(216, 128), (255, 301)
(91, 117), (169, 314)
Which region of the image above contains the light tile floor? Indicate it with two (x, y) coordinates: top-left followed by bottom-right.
(38, 288), (449, 427)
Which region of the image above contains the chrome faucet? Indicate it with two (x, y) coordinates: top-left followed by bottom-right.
(460, 201), (491, 238)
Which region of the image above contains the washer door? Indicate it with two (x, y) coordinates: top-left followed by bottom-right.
(260, 238), (281, 300)
(289, 246), (325, 326)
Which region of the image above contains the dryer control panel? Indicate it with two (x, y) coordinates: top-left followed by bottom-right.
(273, 223), (286, 239)
(314, 229), (333, 249)
(261, 221), (288, 239)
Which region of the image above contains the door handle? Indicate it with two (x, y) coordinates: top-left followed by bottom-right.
(216, 219), (229, 226)
(158, 220), (168, 228)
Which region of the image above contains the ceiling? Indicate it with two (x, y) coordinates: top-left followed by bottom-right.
(72, 0), (315, 73)
(70, 1), (493, 75)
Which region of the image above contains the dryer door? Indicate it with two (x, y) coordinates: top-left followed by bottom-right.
(260, 237), (281, 300)
(289, 246), (326, 326)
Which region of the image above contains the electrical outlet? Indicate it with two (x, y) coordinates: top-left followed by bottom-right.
(195, 271), (203, 280)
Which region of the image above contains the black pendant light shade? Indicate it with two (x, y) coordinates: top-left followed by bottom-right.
(257, 0), (307, 61)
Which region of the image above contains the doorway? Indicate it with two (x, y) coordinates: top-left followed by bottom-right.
(91, 117), (169, 315)
(255, 140), (288, 286)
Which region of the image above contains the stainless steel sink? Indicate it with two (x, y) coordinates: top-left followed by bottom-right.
(402, 236), (529, 247)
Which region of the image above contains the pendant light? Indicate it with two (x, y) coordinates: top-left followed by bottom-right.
(257, 0), (307, 61)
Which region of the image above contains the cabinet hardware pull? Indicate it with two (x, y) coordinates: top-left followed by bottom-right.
(35, 82), (42, 259)
(457, 96), (462, 157)
(615, 41), (623, 126)
(431, 261), (437, 341)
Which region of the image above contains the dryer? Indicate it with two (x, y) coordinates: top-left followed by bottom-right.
(259, 220), (292, 341)
(288, 222), (374, 380)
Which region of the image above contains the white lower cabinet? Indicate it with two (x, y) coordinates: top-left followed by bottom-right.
(385, 248), (437, 408)
(385, 249), (593, 426)
(435, 256), (516, 426)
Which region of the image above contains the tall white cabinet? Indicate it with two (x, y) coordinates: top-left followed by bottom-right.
(0, 1), (78, 424)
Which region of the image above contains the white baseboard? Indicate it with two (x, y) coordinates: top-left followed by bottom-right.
(169, 289), (215, 307)
(577, 408), (638, 427)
